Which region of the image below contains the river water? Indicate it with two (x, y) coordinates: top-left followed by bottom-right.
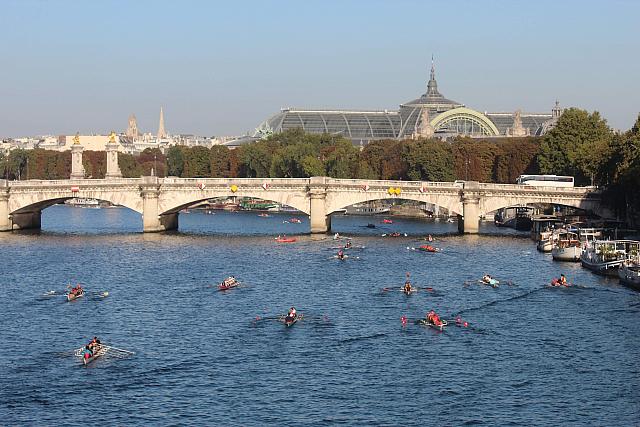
(1, 206), (638, 426)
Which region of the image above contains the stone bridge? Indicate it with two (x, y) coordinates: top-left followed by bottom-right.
(0, 177), (608, 234)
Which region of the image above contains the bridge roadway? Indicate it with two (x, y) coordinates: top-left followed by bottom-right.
(0, 177), (606, 234)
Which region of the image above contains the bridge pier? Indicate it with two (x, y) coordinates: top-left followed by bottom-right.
(0, 183), (11, 231)
(10, 211), (42, 231)
(141, 177), (178, 232)
(461, 182), (481, 234)
(309, 177), (330, 233)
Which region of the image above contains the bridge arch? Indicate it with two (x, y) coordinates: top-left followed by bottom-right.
(9, 192), (143, 215)
(480, 195), (609, 219)
(158, 190), (310, 216)
(325, 192), (462, 216)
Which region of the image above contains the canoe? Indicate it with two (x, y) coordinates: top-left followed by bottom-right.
(66, 289), (85, 302)
(275, 237), (297, 243)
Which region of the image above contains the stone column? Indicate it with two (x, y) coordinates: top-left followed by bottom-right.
(461, 181), (481, 234)
(309, 176), (329, 233)
(70, 143), (85, 179)
(141, 177), (177, 232)
(105, 142), (122, 178)
(0, 182), (11, 232)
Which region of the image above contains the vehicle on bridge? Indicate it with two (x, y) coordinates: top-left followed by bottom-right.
(516, 175), (574, 187)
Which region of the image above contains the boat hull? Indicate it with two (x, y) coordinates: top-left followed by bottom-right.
(552, 246), (582, 262)
(537, 240), (553, 253)
(618, 264), (640, 290)
(66, 290), (84, 301)
(580, 256), (621, 276)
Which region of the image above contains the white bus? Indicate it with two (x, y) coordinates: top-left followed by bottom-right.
(516, 175), (574, 187)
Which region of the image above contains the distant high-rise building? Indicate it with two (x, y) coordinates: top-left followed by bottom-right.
(157, 107), (167, 139)
(126, 114), (139, 139)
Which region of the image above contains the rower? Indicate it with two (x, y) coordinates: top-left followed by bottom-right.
(286, 306), (297, 322)
(427, 234), (433, 242)
(337, 249), (345, 260)
(345, 240), (352, 249)
(403, 281), (412, 293)
(482, 274), (491, 283)
(560, 274), (567, 286)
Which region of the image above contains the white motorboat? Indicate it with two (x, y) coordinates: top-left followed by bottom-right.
(536, 229), (557, 253)
(552, 231), (582, 262)
(581, 240), (640, 276)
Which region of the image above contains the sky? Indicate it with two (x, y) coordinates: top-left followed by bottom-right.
(1, 0), (639, 138)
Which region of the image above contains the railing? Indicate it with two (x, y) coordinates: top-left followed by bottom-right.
(7, 178), (144, 187)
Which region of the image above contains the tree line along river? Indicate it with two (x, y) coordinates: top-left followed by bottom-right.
(0, 205), (638, 426)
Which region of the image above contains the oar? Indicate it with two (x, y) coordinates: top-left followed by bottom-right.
(104, 345), (135, 355)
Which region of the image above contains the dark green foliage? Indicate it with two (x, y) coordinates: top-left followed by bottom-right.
(166, 146), (185, 177)
(538, 108), (613, 185)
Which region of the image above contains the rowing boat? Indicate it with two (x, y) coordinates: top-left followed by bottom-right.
(549, 278), (571, 288)
(218, 280), (240, 291)
(74, 345), (106, 365)
(74, 344), (135, 365)
(283, 314), (302, 327)
(66, 289), (85, 302)
(275, 237), (297, 243)
(418, 318), (448, 331)
(418, 245), (438, 253)
(481, 278), (500, 287)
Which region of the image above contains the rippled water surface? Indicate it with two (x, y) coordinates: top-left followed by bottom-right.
(1, 206), (639, 426)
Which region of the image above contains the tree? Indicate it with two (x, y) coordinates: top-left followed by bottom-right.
(493, 137), (540, 183)
(538, 108), (613, 185)
(405, 138), (455, 181)
(210, 145), (231, 177)
(8, 149), (28, 180)
(166, 146), (185, 177)
(241, 141), (279, 177)
(118, 153), (141, 178)
(183, 146), (211, 177)
(360, 139), (407, 180)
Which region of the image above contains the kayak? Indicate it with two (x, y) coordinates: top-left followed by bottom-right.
(275, 237), (297, 243)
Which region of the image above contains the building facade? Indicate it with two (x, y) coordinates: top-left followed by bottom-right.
(256, 62), (561, 144)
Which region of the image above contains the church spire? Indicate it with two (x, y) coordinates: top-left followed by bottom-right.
(426, 55), (440, 97)
(157, 107), (167, 139)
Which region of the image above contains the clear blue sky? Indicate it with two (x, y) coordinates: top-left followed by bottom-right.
(1, 0), (638, 138)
